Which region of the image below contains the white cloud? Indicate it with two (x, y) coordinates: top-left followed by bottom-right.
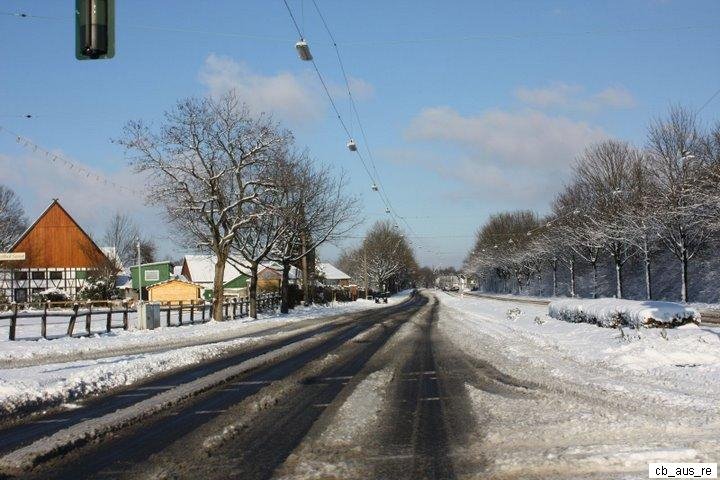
(199, 54), (325, 124)
(405, 106), (607, 169)
(0, 152), (169, 254)
(399, 106), (609, 206)
(515, 83), (636, 111)
(198, 54), (375, 126)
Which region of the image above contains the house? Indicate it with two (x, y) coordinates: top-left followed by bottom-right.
(130, 261), (173, 300)
(181, 255), (250, 300)
(181, 255), (301, 299)
(0, 200), (116, 302)
(317, 263), (352, 287)
(147, 278), (202, 304)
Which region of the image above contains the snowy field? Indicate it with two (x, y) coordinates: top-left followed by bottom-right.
(435, 291), (720, 478)
(0, 293), (411, 418)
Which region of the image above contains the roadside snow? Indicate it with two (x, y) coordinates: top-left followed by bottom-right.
(0, 294), (410, 366)
(548, 298), (699, 328)
(436, 291), (720, 477)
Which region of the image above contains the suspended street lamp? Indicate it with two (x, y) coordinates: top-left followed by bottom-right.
(385, 207), (391, 214)
(371, 184), (379, 191)
(347, 139), (357, 151)
(295, 39), (312, 61)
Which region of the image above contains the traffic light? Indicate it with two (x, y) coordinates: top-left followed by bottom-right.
(75, 0), (115, 60)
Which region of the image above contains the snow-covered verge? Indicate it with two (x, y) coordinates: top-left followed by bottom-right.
(548, 298), (700, 328)
(436, 292), (720, 478)
(0, 293), (411, 366)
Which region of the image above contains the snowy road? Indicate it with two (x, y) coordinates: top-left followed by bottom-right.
(1, 291), (718, 479)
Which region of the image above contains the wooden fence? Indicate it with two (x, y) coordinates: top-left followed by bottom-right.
(0, 293), (282, 341)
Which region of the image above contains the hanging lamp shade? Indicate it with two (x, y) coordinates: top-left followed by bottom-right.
(295, 39), (312, 61)
(385, 207), (391, 214)
(371, 184), (379, 191)
(347, 139), (357, 151)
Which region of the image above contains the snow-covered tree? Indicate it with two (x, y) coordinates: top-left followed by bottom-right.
(118, 91), (290, 320)
(646, 106), (709, 302)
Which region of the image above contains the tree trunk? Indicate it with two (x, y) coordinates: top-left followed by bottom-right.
(681, 248), (689, 303)
(551, 259), (557, 297)
(249, 262), (258, 318)
(281, 261), (291, 314)
(591, 262), (598, 299)
(212, 252), (227, 321)
(643, 240), (652, 300)
(615, 258), (623, 299)
(569, 257), (576, 297)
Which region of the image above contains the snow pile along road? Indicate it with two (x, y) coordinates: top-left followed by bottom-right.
(549, 297), (700, 328)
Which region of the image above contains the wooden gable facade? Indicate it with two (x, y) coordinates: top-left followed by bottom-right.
(0, 200), (108, 303)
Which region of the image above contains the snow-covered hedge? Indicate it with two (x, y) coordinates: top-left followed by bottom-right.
(548, 298), (700, 328)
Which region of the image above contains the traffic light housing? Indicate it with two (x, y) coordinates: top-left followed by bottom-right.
(75, 0), (115, 60)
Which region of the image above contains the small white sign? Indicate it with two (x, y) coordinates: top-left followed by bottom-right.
(144, 269), (160, 282)
(649, 463), (717, 479)
(0, 252), (26, 261)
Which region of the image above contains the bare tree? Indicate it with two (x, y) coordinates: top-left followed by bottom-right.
(117, 91), (289, 320)
(646, 106), (709, 302)
(266, 156), (360, 313)
(360, 220), (416, 293)
(0, 185), (27, 251)
(102, 213), (140, 268)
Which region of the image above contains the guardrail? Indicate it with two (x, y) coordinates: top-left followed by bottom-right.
(0, 293), (282, 341)
(463, 292), (720, 326)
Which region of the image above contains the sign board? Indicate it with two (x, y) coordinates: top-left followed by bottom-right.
(0, 253), (26, 261)
(144, 269), (160, 282)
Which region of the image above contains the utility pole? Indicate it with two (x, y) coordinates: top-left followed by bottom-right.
(136, 238), (142, 303)
(363, 250), (369, 300)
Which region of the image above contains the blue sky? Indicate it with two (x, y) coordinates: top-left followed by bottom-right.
(1, 0), (719, 267)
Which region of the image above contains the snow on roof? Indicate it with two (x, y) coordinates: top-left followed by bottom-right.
(146, 278), (203, 290)
(317, 263), (351, 281)
(182, 254), (251, 284)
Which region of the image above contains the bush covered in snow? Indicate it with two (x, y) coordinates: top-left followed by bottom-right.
(548, 298), (700, 329)
(32, 288), (70, 303)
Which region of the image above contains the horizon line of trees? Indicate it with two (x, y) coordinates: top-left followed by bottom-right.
(464, 105), (720, 303)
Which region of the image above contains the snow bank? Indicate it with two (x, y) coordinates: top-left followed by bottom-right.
(548, 298), (700, 328)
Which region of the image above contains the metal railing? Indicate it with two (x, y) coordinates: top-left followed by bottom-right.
(0, 293), (282, 341)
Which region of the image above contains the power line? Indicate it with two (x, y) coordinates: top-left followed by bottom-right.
(697, 86), (720, 114)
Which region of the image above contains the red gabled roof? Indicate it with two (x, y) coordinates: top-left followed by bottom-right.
(10, 199), (108, 268)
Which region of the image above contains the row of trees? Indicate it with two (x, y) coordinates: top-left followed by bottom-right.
(118, 91), (360, 319)
(337, 220), (418, 295)
(0, 185), (28, 251)
(465, 106), (720, 302)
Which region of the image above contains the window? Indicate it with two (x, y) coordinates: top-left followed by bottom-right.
(144, 269), (160, 282)
(14, 271), (27, 281)
(50, 271), (63, 280)
(32, 271), (46, 280)
(76, 270), (87, 280)
(14, 289), (27, 302)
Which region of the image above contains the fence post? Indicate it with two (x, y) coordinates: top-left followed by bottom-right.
(122, 300), (129, 330)
(178, 300), (183, 326)
(190, 300), (195, 324)
(166, 303), (171, 327)
(42, 301), (50, 339)
(85, 300), (93, 335)
(67, 302), (80, 336)
(9, 302), (18, 341)
(106, 303), (113, 333)
(201, 301), (206, 322)
(232, 298), (237, 319)
(224, 300), (229, 320)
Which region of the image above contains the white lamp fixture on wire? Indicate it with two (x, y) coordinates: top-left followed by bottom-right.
(347, 139), (357, 151)
(371, 184), (379, 191)
(295, 39), (312, 61)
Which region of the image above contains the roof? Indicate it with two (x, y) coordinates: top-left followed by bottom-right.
(317, 263), (351, 281)
(9, 200), (109, 266)
(129, 260), (173, 269)
(182, 255), (251, 284)
(146, 278), (203, 290)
